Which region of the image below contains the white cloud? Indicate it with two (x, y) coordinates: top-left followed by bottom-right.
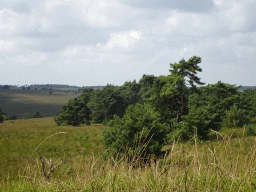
(66, 0), (139, 28)
(62, 46), (83, 57)
(103, 30), (145, 52)
(0, 8), (43, 36)
(1, 51), (48, 69)
(213, 0), (223, 6)
(44, 0), (63, 12)
(0, 9), (19, 34)
(164, 10), (230, 37)
(0, 0), (255, 87)
(0, 39), (16, 52)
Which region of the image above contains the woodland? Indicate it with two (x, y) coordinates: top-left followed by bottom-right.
(39, 55), (256, 156)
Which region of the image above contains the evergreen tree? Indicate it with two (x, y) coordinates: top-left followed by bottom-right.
(235, 88), (256, 119)
(104, 95), (129, 122)
(80, 88), (94, 105)
(147, 56), (205, 126)
(221, 104), (253, 128)
(202, 81), (243, 130)
(53, 98), (92, 126)
(87, 84), (117, 123)
(138, 74), (159, 105)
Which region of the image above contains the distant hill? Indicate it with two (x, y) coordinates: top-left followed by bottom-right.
(6, 84), (107, 91)
(3, 83), (256, 92)
(237, 86), (256, 92)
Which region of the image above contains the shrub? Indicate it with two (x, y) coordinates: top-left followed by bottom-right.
(7, 114), (17, 120)
(245, 124), (256, 136)
(53, 98), (92, 126)
(166, 104), (214, 143)
(24, 115), (30, 120)
(32, 112), (42, 118)
(102, 103), (169, 157)
(221, 104), (252, 128)
(2, 113), (17, 120)
(2, 114), (7, 121)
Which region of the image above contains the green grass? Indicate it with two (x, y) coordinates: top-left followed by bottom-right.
(0, 117), (107, 182)
(1, 117), (256, 191)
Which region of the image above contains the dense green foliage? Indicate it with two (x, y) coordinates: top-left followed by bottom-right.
(198, 81), (243, 130)
(52, 56), (256, 155)
(245, 123), (256, 136)
(146, 56), (207, 141)
(236, 88), (256, 118)
(102, 103), (169, 155)
(104, 95), (129, 122)
(53, 88), (93, 126)
(87, 84), (118, 123)
(167, 104), (214, 142)
(221, 104), (252, 128)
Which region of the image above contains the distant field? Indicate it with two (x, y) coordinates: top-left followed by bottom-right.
(0, 89), (81, 119)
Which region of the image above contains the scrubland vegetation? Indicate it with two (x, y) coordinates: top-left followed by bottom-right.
(1, 56), (256, 191)
(1, 117), (256, 191)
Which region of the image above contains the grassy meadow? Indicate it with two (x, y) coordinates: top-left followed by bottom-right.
(0, 116), (256, 191)
(0, 89), (81, 119)
(1, 89), (256, 191)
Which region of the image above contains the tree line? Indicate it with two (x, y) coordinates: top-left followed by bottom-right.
(1, 55), (256, 156)
(51, 56), (256, 156)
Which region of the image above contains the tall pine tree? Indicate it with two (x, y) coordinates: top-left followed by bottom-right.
(147, 56), (205, 126)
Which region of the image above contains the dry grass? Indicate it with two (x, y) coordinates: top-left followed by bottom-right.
(1, 117), (256, 191)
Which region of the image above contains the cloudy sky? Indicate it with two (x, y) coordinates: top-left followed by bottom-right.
(0, 0), (255, 88)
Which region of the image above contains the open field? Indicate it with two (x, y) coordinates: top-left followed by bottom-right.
(0, 117), (106, 181)
(1, 117), (256, 191)
(0, 89), (80, 119)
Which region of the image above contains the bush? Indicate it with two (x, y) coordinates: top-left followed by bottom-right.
(2, 114), (7, 121)
(7, 114), (17, 120)
(2, 113), (17, 120)
(32, 112), (42, 118)
(245, 124), (256, 136)
(167, 105), (214, 143)
(53, 98), (92, 126)
(102, 103), (169, 157)
(221, 104), (252, 128)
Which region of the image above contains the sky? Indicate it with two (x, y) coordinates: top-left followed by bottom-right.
(0, 0), (255, 88)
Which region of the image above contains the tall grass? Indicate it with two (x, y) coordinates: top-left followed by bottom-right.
(1, 118), (256, 191)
